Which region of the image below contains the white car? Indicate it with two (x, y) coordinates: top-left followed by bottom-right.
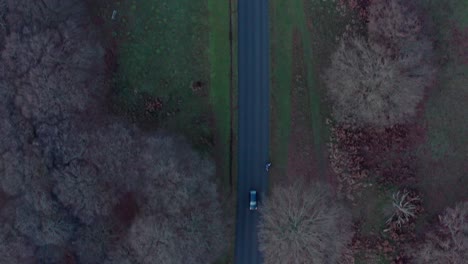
(249, 190), (257, 210)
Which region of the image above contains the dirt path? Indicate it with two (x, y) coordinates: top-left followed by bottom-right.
(286, 28), (321, 184)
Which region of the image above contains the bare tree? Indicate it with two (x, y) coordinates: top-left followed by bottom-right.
(1, 0), (104, 123)
(139, 135), (226, 258)
(0, 223), (35, 264)
(325, 0), (435, 127)
(258, 180), (353, 264)
(105, 134), (227, 264)
(0, 138), (50, 198)
(411, 201), (468, 264)
(5, 0), (86, 34)
(128, 216), (181, 264)
(0, 88), (38, 196)
(35, 244), (69, 264)
(52, 159), (120, 224)
(50, 120), (140, 224)
(324, 37), (433, 126)
(72, 219), (117, 264)
(13, 197), (75, 247)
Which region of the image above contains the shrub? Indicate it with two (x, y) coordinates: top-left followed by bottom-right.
(385, 189), (421, 231)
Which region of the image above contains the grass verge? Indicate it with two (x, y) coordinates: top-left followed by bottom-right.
(269, 0), (293, 187)
(99, 0), (213, 151)
(209, 0), (237, 262)
(269, 0), (350, 186)
(208, 0), (232, 193)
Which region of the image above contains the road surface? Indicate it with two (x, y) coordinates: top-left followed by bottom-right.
(234, 0), (269, 263)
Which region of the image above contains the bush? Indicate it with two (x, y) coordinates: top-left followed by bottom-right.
(258, 180), (352, 264)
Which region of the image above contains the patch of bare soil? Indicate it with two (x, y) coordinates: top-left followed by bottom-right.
(286, 28), (320, 184)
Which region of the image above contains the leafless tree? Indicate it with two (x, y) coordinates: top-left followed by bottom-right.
(127, 216), (181, 264)
(258, 180), (353, 264)
(0, 223), (35, 264)
(104, 242), (139, 264)
(139, 135), (226, 253)
(324, 37), (433, 126)
(411, 201), (468, 264)
(35, 244), (69, 264)
(5, 0), (87, 33)
(325, 0), (436, 127)
(51, 120), (140, 224)
(0, 138), (52, 205)
(52, 159), (119, 224)
(1, 0), (105, 123)
(0, 87), (38, 196)
(13, 197), (75, 247)
(104, 134), (227, 264)
(72, 219), (117, 264)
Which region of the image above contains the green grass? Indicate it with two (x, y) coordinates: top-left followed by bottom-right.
(415, 0), (468, 215)
(270, 0), (353, 183)
(208, 1), (236, 263)
(208, 0), (231, 191)
(299, 0), (350, 175)
(270, 0), (293, 180)
(105, 0), (213, 150)
(354, 252), (391, 264)
(351, 184), (395, 236)
(104, 0), (232, 186)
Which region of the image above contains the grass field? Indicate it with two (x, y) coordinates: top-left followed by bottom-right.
(90, 0), (233, 189)
(269, 0), (351, 186)
(415, 0), (468, 216)
(208, 1), (236, 262)
(269, 0), (293, 183)
(208, 0), (232, 192)
(106, 0), (213, 150)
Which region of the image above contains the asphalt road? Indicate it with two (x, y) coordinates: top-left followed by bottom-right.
(234, 0), (269, 263)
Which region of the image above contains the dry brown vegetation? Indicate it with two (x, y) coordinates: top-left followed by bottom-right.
(367, 0), (422, 48)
